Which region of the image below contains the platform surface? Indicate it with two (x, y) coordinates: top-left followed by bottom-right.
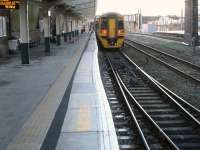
(56, 34), (119, 150)
(1, 34), (89, 150)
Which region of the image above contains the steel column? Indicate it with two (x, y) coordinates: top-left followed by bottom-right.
(63, 18), (68, 42)
(20, 0), (29, 64)
(44, 16), (51, 53)
(184, 0), (198, 44)
(56, 14), (61, 45)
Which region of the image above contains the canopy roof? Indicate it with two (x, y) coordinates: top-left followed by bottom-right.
(37, 0), (96, 19)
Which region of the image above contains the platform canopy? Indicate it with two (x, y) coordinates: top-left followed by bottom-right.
(64, 0), (96, 19)
(37, 0), (96, 20)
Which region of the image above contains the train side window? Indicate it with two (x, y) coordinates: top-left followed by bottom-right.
(101, 20), (107, 29)
(118, 21), (124, 29)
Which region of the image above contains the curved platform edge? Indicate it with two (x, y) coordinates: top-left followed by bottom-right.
(93, 34), (119, 150)
(55, 33), (119, 150)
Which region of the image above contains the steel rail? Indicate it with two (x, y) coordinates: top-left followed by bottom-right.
(100, 50), (200, 149)
(122, 45), (200, 117)
(149, 75), (200, 121)
(124, 41), (200, 84)
(123, 39), (200, 120)
(121, 51), (200, 127)
(126, 38), (200, 71)
(113, 68), (179, 150)
(106, 54), (150, 150)
(127, 33), (183, 42)
(106, 53), (180, 149)
(117, 76), (180, 149)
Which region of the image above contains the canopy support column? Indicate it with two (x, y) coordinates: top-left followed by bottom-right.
(20, 0), (29, 64)
(184, 0), (198, 45)
(43, 15), (51, 53)
(56, 14), (61, 45)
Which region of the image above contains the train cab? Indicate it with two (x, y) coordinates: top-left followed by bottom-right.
(96, 12), (125, 49)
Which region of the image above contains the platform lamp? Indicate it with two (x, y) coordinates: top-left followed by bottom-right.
(48, 10), (51, 17)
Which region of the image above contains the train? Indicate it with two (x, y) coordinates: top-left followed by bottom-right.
(95, 12), (125, 49)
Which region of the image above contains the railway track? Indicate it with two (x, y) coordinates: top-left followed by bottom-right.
(100, 54), (148, 150)
(127, 33), (183, 42)
(99, 50), (200, 149)
(125, 38), (200, 84)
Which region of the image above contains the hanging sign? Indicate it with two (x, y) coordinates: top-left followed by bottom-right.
(0, 0), (20, 9)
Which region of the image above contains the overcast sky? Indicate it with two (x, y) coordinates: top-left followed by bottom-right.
(96, 0), (185, 16)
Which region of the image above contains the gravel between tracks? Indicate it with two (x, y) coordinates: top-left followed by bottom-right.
(123, 34), (200, 109)
(126, 34), (200, 65)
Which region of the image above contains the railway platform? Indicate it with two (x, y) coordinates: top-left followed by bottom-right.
(1, 32), (118, 150)
(55, 33), (118, 150)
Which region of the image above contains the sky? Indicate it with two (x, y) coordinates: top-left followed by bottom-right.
(96, 0), (185, 16)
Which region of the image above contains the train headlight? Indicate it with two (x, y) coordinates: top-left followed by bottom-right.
(118, 29), (124, 36)
(101, 29), (108, 36)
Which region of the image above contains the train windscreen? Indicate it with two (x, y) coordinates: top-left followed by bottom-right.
(118, 20), (124, 29)
(101, 19), (108, 29)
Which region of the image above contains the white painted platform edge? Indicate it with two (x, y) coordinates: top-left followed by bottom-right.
(92, 36), (119, 150)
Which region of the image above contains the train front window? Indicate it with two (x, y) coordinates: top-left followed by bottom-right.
(101, 20), (108, 29)
(118, 21), (124, 29)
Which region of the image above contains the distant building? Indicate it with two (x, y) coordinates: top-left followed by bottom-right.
(124, 14), (142, 33)
(124, 14), (184, 33)
(142, 24), (156, 33)
(142, 15), (184, 32)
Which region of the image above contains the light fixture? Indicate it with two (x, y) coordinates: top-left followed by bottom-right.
(48, 10), (51, 17)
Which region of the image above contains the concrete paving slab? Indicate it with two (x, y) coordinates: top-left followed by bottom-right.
(68, 93), (97, 108)
(73, 72), (93, 83)
(2, 34), (90, 150)
(61, 107), (99, 132)
(71, 83), (96, 94)
(56, 132), (100, 150)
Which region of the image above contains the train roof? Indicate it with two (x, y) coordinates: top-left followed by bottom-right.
(101, 12), (123, 18)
